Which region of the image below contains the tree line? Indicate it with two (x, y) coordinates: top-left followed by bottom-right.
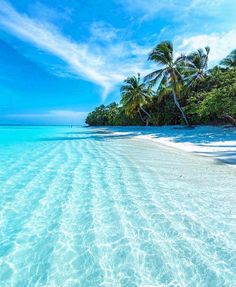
(86, 41), (236, 127)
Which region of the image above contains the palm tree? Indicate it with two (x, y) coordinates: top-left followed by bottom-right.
(220, 49), (236, 68)
(184, 47), (210, 87)
(144, 41), (190, 126)
(121, 74), (151, 126)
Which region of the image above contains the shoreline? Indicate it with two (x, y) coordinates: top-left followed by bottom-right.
(139, 134), (236, 166)
(100, 125), (236, 166)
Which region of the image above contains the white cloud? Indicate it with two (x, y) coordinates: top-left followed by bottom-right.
(176, 30), (236, 63)
(90, 22), (118, 41)
(0, 1), (152, 100)
(7, 110), (88, 124)
(1, 0), (233, 103)
(28, 2), (73, 23)
(118, 0), (227, 18)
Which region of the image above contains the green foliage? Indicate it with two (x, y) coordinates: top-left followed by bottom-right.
(85, 102), (143, 126)
(220, 50), (236, 68)
(85, 105), (108, 126)
(186, 68), (236, 124)
(86, 43), (236, 127)
(144, 41), (191, 126)
(148, 95), (180, 125)
(121, 74), (152, 125)
(184, 46), (210, 87)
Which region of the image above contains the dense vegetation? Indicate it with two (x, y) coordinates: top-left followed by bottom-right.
(86, 41), (236, 126)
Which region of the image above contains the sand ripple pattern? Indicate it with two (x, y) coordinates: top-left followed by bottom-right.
(0, 126), (235, 287)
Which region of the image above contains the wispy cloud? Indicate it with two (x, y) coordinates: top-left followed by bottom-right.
(7, 110), (88, 124)
(28, 2), (73, 23)
(117, 0), (231, 21)
(89, 22), (119, 42)
(176, 30), (236, 63)
(0, 1), (152, 99)
(0, 0), (233, 104)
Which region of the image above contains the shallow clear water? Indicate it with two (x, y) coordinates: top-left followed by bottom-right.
(0, 126), (235, 287)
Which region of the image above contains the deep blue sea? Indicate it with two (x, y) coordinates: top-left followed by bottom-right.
(0, 126), (235, 287)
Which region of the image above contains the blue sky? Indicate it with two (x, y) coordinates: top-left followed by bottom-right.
(0, 0), (235, 124)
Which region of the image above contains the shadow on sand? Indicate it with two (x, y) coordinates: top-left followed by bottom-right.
(38, 130), (138, 142)
(39, 126), (236, 165)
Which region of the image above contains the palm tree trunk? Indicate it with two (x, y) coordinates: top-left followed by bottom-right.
(172, 88), (190, 127)
(223, 114), (236, 126)
(170, 69), (190, 127)
(138, 109), (146, 124)
(140, 107), (151, 118)
(140, 107), (151, 126)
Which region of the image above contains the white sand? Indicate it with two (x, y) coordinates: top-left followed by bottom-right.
(109, 125), (236, 165)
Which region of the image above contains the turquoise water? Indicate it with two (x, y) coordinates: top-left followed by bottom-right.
(0, 126), (235, 287)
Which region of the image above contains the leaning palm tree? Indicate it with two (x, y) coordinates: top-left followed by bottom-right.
(220, 49), (236, 68)
(184, 46), (210, 87)
(144, 41), (190, 126)
(121, 74), (151, 125)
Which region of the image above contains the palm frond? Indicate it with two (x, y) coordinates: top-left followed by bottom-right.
(144, 69), (164, 84)
(220, 49), (236, 68)
(148, 41), (173, 66)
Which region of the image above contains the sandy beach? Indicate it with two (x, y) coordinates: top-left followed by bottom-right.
(104, 125), (236, 166)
